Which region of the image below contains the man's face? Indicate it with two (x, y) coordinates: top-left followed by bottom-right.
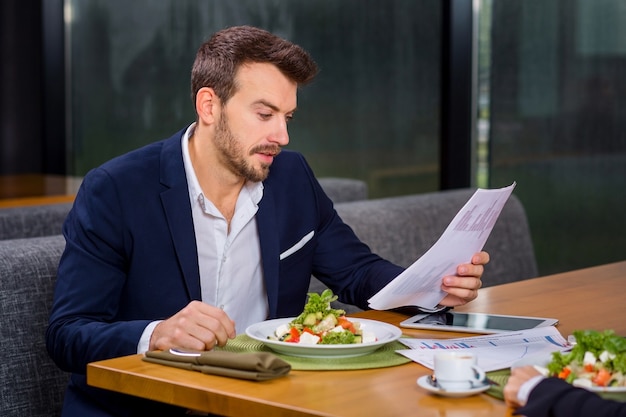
(214, 62), (298, 182)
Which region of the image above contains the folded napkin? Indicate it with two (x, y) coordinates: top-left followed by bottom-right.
(484, 370), (512, 400)
(143, 349), (291, 381)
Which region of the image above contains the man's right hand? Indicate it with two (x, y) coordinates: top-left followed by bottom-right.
(149, 301), (236, 351)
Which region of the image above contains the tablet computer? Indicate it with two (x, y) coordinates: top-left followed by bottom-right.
(399, 311), (559, 334)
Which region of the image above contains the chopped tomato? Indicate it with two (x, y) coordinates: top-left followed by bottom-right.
(558, 367), (571, 379)
(302, 327), (315, 335)
(584, 364), (595, 372)
(592, 369), (612, 387)
(337, 316), (356, 333)
(285, 327), (300, 343)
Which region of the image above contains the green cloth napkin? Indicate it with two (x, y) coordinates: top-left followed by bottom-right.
(214, 334), (411, 370)
(143, 349), (291, 381)
(484, 370), (511, 400)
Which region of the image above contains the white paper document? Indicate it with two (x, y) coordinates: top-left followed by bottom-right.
(396, 326), (571, 372)
(367, 182), (516, 310)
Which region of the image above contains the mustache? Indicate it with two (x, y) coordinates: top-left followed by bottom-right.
(250, 144), (282, 157)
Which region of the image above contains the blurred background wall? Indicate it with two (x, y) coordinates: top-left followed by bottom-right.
(1, 0), (625, 276)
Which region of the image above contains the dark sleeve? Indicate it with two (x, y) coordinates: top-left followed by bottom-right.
(46, 167), (153, 373)
(515, 378), (626, 417)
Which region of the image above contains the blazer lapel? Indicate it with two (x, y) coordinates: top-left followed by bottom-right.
(159, 132), (201, 301)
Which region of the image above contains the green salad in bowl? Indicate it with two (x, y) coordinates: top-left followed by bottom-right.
(547, 329), (626, 390)
(272, 289), (376, 345)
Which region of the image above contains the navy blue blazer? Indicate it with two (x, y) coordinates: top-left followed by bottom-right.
(46, 127), (403, 416)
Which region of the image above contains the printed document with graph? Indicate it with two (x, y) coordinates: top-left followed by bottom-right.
(396, 326), (570, 371)
(367, 182), (516, 310)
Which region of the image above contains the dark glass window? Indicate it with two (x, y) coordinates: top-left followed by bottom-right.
(66, 0), (441, 198)
(64, 0), (626, 276)
(486, 0), (626, 274)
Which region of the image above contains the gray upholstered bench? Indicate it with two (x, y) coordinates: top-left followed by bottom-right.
(0, 235), (69, 416)
(0, 203), (73, 240)
(0, 177), (367, 241)
(317, 177), (368, 203)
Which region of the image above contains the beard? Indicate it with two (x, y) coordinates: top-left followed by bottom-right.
(213, 112), (281, 182)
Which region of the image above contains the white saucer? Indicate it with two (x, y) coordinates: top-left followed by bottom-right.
(416, 375), (490, 398)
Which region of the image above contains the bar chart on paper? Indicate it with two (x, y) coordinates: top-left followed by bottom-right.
(396, 326), (570, 371)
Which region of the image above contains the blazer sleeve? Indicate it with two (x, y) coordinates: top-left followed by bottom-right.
(46, 135), (196, 374)
(515, 378), (626, 417)
(46, 167), (154, 373)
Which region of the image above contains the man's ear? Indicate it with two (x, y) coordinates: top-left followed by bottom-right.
(195, 87), (219, 124)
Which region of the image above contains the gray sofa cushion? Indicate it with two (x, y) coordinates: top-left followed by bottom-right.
(0, 203), (72, 240)
(0, 178), (365, 241)
(310, 188), (537, 312)
(318, 177), (368, 203)
(0, 235), (68, 417)
(0, 177), (365, 241)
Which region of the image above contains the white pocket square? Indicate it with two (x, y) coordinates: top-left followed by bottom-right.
(279, 231), (314, 260)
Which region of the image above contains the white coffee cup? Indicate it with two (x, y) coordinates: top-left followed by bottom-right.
(433, 351), (486, 391)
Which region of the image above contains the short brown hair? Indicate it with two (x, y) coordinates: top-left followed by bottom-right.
(191, 26), (318, 105)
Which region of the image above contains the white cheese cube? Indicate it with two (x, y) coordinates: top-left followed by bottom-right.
(330, 325), (344, 333)
(361, 331), (377, 344)
(298, 332), (321, 345)
(599, 350), (615, 362)
(275, 324), (290, 339)
(583, 351), (597, 366)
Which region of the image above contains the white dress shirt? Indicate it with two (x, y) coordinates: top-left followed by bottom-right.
(137, 123), (268, 352)
(517, 375), (545, 405)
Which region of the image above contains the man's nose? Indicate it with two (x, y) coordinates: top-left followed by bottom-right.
(269, 117), (290, 146)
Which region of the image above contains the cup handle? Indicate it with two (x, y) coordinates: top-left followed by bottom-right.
(471, 365), (486, 385)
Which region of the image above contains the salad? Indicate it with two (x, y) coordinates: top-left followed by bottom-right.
(547, 329), (626, 388)
(270, 290), (376, 345)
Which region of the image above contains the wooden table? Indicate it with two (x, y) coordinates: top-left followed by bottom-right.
(87, 261), (626, 416)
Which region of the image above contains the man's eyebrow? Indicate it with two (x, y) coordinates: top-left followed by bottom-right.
(253, 99), (297, 114)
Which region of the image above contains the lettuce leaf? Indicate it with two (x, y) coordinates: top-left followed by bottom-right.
(292, 289), (346, 325)
(548, 329), (626, 375)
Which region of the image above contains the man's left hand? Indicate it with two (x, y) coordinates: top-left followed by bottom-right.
(438, 251), (489, 307)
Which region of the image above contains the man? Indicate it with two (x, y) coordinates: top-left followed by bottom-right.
(47, 25), (489, 416)
(504, 366), (626, 417)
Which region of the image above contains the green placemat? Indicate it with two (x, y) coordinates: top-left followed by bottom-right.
(215, 334), (411, 370)
(485, 370), (511, 400)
